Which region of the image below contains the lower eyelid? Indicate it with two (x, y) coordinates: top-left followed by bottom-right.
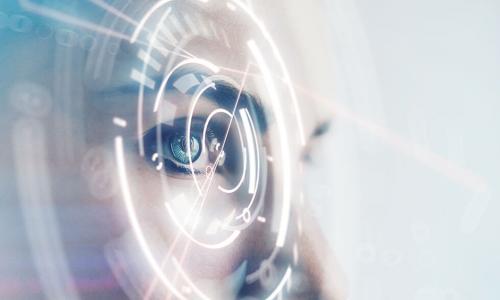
(163, 158), (204, 176)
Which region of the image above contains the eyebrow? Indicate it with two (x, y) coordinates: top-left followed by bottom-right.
(312, 121), (331, 137)
(94, 72), (269, 134)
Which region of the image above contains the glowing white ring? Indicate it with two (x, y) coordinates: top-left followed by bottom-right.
(247, 40), (290, 248)
(185, 75), (241, 195)
(231, 0), (306, 145)
(119, 0), (301, 298)
(130, 0), (173, 43)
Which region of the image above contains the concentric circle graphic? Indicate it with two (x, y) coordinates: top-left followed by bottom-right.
(103, 0), (305, 298)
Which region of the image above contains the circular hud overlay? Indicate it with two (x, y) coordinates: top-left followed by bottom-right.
(46, 0), (306, 298)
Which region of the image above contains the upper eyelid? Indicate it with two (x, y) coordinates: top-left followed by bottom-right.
(142, 118), (203, 137)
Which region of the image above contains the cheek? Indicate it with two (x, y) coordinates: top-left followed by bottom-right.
(119, 160), (257, 278)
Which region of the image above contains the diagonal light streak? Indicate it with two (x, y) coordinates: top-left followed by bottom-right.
(164, 64), (253, 299)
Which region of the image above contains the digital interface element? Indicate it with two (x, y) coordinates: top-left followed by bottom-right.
(113, 2), (303, 299)
(8, 1), (497, 299)
(18, 0), (308, 299)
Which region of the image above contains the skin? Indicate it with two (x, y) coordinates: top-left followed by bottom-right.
(1, 0), (347, 299)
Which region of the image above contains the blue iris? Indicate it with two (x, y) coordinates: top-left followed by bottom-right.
(141, 123), (207, 175)
(169, 133), (201, 165)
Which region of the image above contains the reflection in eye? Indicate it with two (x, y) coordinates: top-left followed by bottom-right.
(142, 120), (218, 176)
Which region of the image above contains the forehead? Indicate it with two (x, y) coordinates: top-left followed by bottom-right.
(13, 0), (323, 145)
(81, 3), (270, 131)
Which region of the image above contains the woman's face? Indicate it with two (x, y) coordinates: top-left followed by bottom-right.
(81, 1), (311, 298)
(3, 0), (329, 299)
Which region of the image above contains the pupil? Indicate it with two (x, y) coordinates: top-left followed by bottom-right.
(180, 137), (194, 152)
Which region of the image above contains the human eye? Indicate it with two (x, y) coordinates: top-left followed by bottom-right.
(137, 76), (255, 186)
(142, 121), (203, 176)
(5, 0), (347, 298)
(141, 119), (226, 177)
(23, 0), (315, 297)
